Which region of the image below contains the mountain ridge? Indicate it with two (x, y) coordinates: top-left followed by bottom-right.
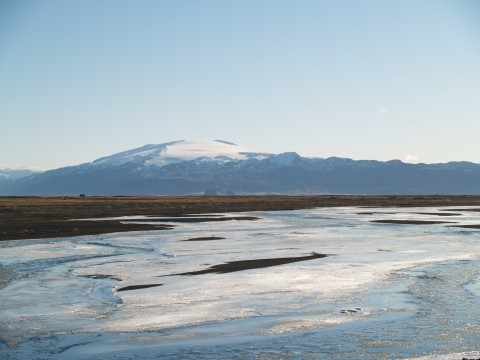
(90, 140), (272, 168)
(3, 140), (480, 196)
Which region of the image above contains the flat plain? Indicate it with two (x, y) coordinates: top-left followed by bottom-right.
(2, 195), (480, 241)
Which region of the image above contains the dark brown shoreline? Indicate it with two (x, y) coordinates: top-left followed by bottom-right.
(2, 195), (480, 241)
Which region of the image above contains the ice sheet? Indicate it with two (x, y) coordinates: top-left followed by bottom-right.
(2, 206), (480, 357)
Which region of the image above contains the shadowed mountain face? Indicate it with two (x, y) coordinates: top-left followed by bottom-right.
(3, 140), (480, 195)
(0, 168), (43, 195)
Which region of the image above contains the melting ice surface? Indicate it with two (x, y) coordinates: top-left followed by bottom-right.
(2, 207), (480, 359)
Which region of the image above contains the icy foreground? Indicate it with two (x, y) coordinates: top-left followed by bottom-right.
(2, 207), (480, 359)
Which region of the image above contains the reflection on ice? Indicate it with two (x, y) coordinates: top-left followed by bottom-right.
(2, 206), (480, 358)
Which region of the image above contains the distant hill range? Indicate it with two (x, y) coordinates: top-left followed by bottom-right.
(3, 140), (480, 195)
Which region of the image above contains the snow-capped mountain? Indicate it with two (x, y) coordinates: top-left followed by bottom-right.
(0, 168), (42, 180)
(3, 140), (480, 196)
(91, 140), (272, 167)
(0, 168), (43, 195)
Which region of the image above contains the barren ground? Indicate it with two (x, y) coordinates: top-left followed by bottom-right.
(2, 195), (480, 241)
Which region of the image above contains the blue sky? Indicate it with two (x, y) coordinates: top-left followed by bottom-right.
(1, 0), (479, 169)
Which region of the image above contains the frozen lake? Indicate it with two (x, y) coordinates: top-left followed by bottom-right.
(1, 206), (480, 359)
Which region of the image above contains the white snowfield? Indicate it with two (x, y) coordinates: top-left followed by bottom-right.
(92, 140), (272, 167)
